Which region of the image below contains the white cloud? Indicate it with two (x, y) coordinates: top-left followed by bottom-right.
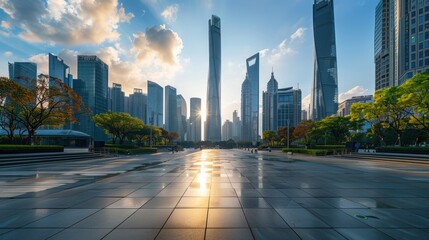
(259, 48), (269, 58)
(338, 86), (369, 103)
(3, 51), (12, 56)
(29, 53), (48, 75)
(302, 94), (311, 110)
(132, 24), (183, 66)
(269, 39), (297, 64)
(0, 0), (134, 45)
(290, 27), (307, 41)
(1, 20), (10, 29)
(161, 4), (178, 23)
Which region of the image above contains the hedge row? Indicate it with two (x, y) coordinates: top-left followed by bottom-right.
(313, 145), (346, 149)
(282, 148), (328, 156)
(104, 147), (157, 155)
(375, 147), (429, 154)
(0, 145), (64, 154)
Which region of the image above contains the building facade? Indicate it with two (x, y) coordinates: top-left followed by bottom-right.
(177, 94), (187, 141)
(232, 110), (241, 141)
(311, 0), (338, 121)
(49, 53), (73, 88)
(165, 85), (178, 132)
(188, 97), (202, 142)
(147, 81), (163, 127)
(337, 95), (374, 117)
(277, 87), (302, 128)
(262, 71), (278, 132)
(129, 88), (147, 122)
(374, 0), (392, 90)
(222, 120), (233, 141)
(206, 15), (222, 142)
(73, 55), (108, 142)
(240, 53), (259, 145)
(109, 83), (125, 113)
(8, 62), (37, 88)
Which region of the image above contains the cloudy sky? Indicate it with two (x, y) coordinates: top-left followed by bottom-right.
(0, 0), (376, 125)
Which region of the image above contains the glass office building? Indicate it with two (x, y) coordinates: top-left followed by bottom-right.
(311, 0), (338, 121)
(129, 88), (147, 122)
(177, 94), (187, 141)
(8, 62), (37, 88)
(188, 97), (202, 142)
(49, 53), (73, 88)
(206, 15), (222, 142)
(73, 55), (108, 142)
(147, 81), (163, 127)
(277, 87), (302, 128)
(109, 83), (125, 113)
(262, 71), (278, 132)
(165, 85), (178, 132)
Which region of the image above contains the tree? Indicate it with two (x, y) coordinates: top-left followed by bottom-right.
(292, 120), (314, 145)
(262, 130), (277, 146)
(315, 116), (354, 144)
(399, 73), (429, 137)
(0, 75), (84, 145)
(167, 131), (179, 144)
(93, 112), (144, 144)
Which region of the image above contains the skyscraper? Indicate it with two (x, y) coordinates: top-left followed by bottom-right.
(177, 94), (187, 141)
(241, 53), (259, 145)
(109, 83), (125, 113)
(73, 55), (108, 142)
(232, 110), (241, 141)
(311, 0), (338, 121)
(374, 0), (391, 90)
(165, 85), (178, 132)
(206, 15), (222, 142)
(8, 62), (37, 88)
(49, 53), (73, 88)
(277, 87), (302, 128)
(262, 71), (278, 132)
(188, 97), (202, 142)
(129, 88), (147, 122)
(147, 81), (163, 127)
(222, 120), (233, 141)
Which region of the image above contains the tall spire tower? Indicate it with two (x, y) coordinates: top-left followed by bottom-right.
(206, 15), (222, 141)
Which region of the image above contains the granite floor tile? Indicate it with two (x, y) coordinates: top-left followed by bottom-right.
(251, 228), (300, 240)
(141, 197), (180, 209)
(207, 208), (248, 228)
(106, 197), (150, 208)
(47, 228), (110, 240)
(118, 209), (173, 228)
(103, 229), (159, 240)
(0, 228), (61, 240)
(295, 229), (347, 240)
(243, 209), (289, 228)
(72, 209), (135, 228)
(26, 209), (98, 228)
(275, 208), (329, 228)
(206, 228), (254, 240)
(335, 228), (394, 240)
(164, 209), (207, 228)
(155, 229), (205, 240)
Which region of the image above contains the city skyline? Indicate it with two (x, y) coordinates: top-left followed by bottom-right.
(0, 0), (377, 125)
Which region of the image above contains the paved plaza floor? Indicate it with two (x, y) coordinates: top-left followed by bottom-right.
(0, 149), (429, 239)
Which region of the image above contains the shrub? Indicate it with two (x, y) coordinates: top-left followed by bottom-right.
(375, 147), (429, 154)
(0, 145), (64, 154)
(313, 145), (346, 149)
(104, 147), (157, 155)
(282, 148), (328, 156)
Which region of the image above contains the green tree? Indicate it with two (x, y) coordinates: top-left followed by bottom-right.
(93, 112), (144, 144)
(292, 120), (315, 145)
(0, 75), (84, 145)
(262, 130), (277, 146)
(315, 116), (354, 144)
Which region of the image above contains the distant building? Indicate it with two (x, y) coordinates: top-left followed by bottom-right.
(188, 97), (202, 142)
(165, 85), (178, 132)
(8, 62), (37, 88)
(241, 53), (259, 145)
(73, 55), (108, 142)
(129, 88), (147, 122)
(109, 83), (125, 113)
(222, 120), (233, 141)
(177, 94), (187, 141)
(311, 0), (338, 121)
(206, 15), (222, 142)
(262, 71), (278, 132)
(147, 81), (163, 127)
(301, 110), (308, 121)
(232, 110), (241, 141)
(374, 0), (391, 90)
(278, 87), (302, 128)
(337, 95), (373, 117)
(49, 53), (73, 88)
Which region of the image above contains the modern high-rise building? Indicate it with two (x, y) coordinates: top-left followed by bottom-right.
(262, 71), (278, 132)
(109, 83), (125, 113)
(165, 85), (177, 132)
(188, 97), (202, 142)
(49, 53), (73, 88)
(301, 110), (308, 121)
(278, 87), (302, 128)
(129, 88), (147, 122)
(374, 0), (391, 90)
(311, 0), (338, 121)
(222, 120), (233, 141)
(206, 15), (222, 142)
(232, 110), (241, 141)
(177, 94), (187, 141)
(376, 0), (429, 87)
(73, 55), (108, 142)
(8, 62), (37, 88)
(147, 81), (163, 127)
(337, 95), (373, 117)
(241, 53), (259, 145)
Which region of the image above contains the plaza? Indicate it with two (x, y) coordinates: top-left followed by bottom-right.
(0, 150), (428, 239)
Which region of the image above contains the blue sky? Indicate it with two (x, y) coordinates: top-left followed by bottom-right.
(0, 0), (377, 124)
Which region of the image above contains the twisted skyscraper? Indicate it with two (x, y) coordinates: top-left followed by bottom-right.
(311, 0), (338, 121)
(205, 15), (222, 141)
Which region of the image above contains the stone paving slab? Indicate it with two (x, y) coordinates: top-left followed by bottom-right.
(0, 149), (428, 239)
